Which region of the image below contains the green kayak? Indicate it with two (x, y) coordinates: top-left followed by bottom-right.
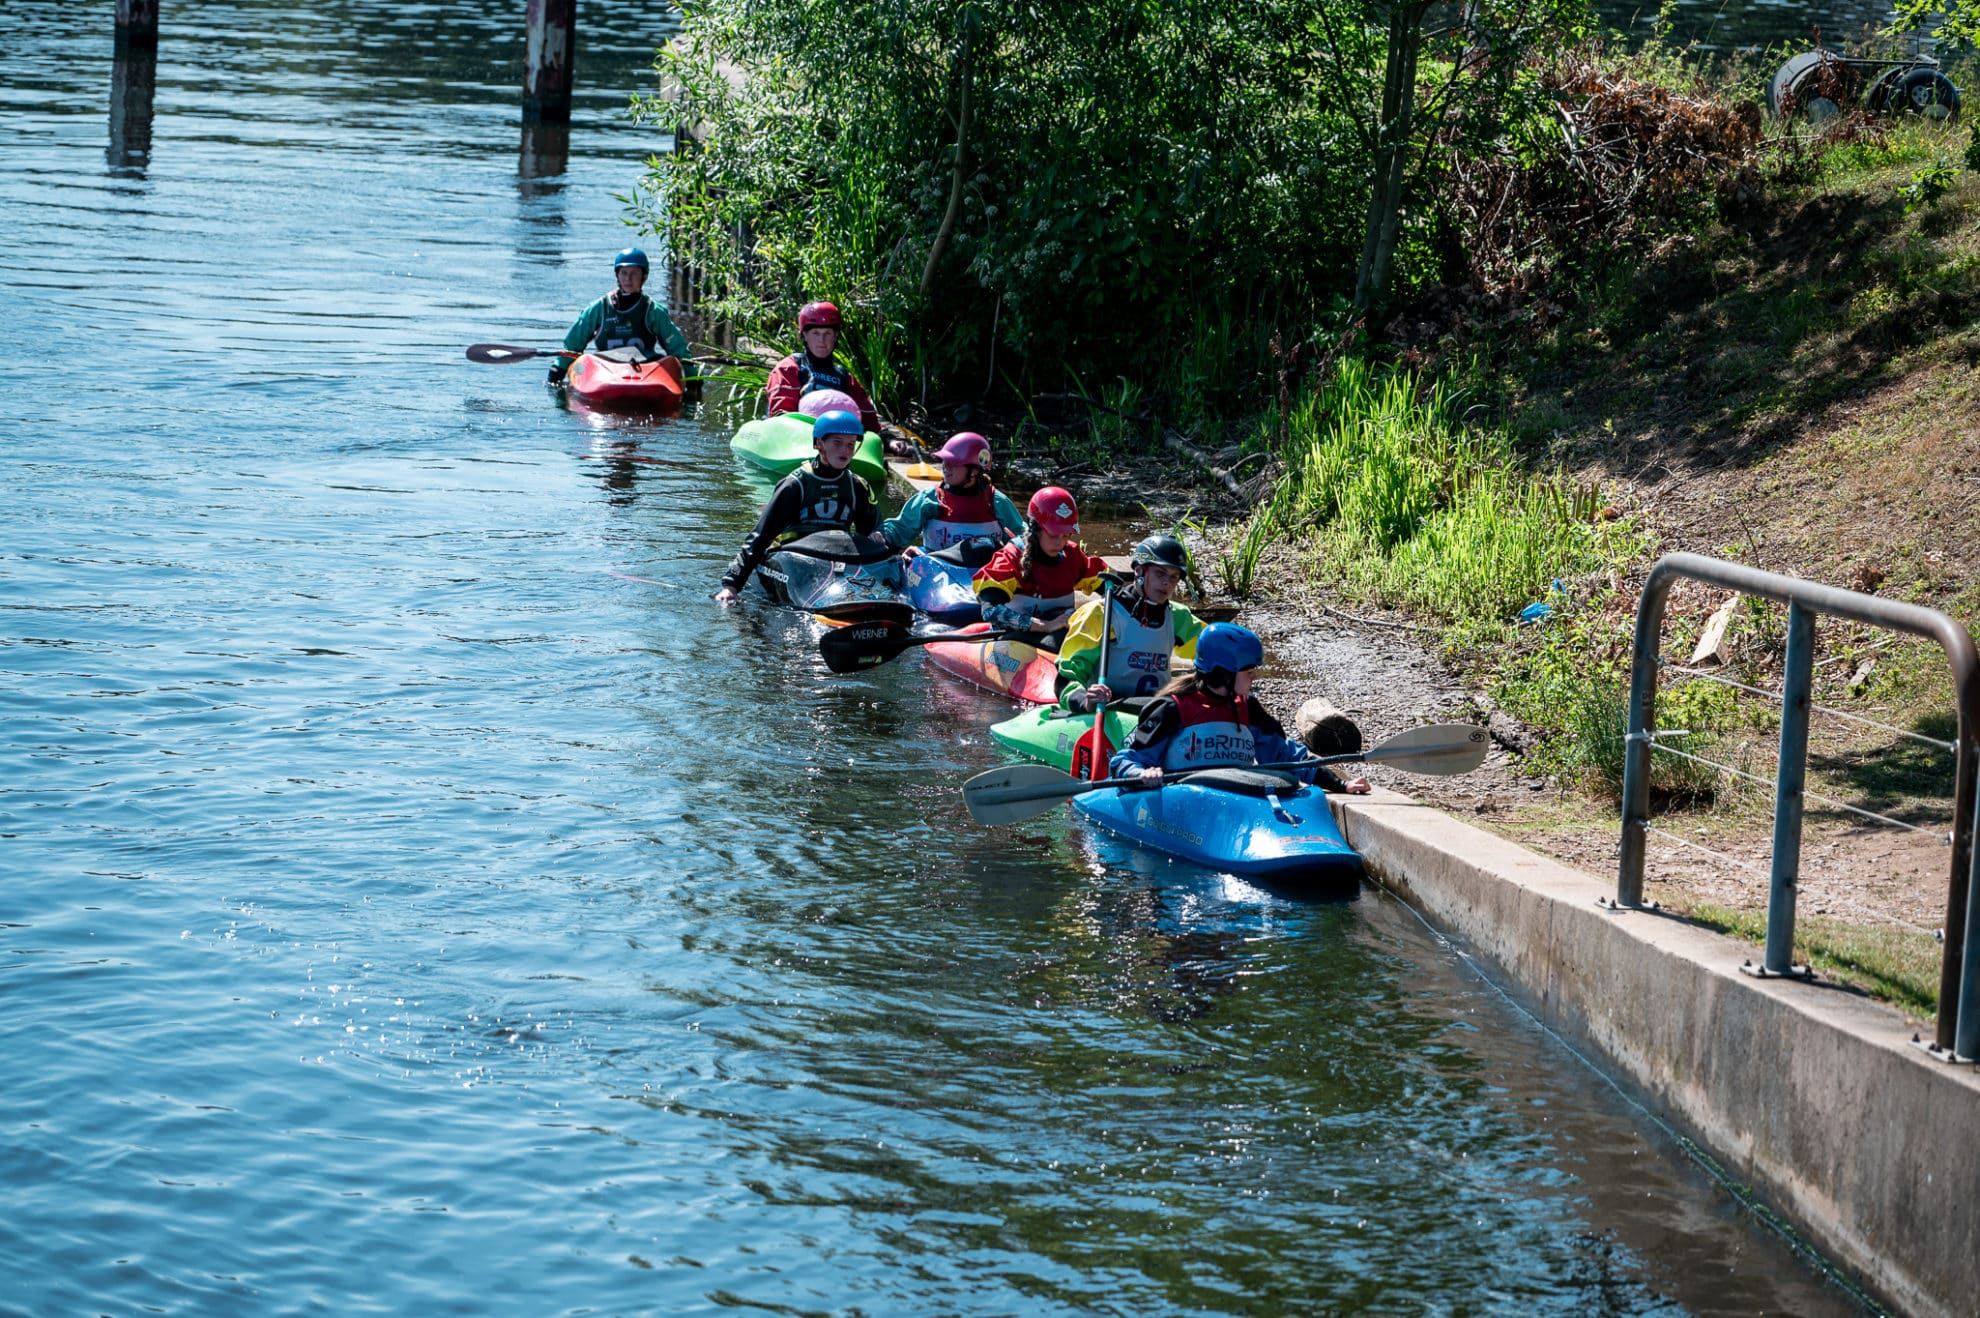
(731, 413), (888, 490)
(988, 703), (1144, 774)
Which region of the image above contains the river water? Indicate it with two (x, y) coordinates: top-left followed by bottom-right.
(0, 4), (1875, 1314)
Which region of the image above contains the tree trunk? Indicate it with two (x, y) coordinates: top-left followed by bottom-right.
(1352, 3), (1424, 317)
(920, 36), (975, 302)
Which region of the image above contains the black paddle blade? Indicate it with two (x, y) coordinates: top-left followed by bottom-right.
(466, 343), (556, 363)
(818, 620), (909, 673)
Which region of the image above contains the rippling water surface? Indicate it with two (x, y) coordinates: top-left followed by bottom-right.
(0, 4), (1869, 1313)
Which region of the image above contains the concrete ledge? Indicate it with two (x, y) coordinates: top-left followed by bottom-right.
(1331, 789), (1979, 1318)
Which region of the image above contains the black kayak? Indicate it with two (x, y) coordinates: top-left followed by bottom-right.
(756, 531), (914, 626)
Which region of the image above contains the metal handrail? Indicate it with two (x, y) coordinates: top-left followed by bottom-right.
(1618, 553), (1980, 1058)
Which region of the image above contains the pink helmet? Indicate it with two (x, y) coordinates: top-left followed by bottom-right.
(799, 389), (860, 419)
(932, 431), (991, 467)
(1026, 486), (1080, 537)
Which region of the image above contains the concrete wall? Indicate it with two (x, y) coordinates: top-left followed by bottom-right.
(1331, 790), (1979, 1318)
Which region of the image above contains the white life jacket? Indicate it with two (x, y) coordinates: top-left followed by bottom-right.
(1099, 601), (1176, 697)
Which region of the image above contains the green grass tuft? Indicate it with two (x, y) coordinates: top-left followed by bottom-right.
(1685, 903), (1943, 1016)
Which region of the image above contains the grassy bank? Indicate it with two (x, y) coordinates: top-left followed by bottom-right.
(1181, 109), (1978, 1017)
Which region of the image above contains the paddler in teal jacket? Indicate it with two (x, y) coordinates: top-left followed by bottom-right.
(549, 247), (692, 384)
(1055, 534), (1206, 713)
(880, 432), (1025, 552)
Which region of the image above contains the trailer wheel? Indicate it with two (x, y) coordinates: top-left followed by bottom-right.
(1892, 68), (1961, 121)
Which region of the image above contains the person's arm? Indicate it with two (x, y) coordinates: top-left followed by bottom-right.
(974, 564), (1056, 633)
(1247, 696), (1359, 791)
(554, 298), (604, 380)
(718, 478), (803, 596)
(843, 374), (881, 433)
(1054, 599), (1107, 710)
(881, 489), (935, 549)
(991, 489), (1026, 540)
(1110, 698), (1180, 780)
(764, 357), (802, 416)
(974, 586), (1028, 632)
(645, 302), (693, 368)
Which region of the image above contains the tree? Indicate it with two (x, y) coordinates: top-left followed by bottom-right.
(1310, 0), (1592, 318)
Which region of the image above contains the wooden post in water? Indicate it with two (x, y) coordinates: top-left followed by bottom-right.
(115, 0), (160, 49)
(522, 0), (576, 124)
(109, 42), (158, 172)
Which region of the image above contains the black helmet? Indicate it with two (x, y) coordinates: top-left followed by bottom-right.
(1130, 533), (1189, 571)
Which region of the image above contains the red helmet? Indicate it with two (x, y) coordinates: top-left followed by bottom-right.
(798, 301), (843, 331)
(1026, 486), (1080, 537)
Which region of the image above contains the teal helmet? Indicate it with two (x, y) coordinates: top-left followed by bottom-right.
(614, 247), (649, 271)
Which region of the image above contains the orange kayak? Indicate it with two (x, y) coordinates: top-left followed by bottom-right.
(923, 621), (1061, 705)
(565, 353), (684, 410)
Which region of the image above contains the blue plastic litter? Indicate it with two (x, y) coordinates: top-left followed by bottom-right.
(1517, 579), (1567, 626)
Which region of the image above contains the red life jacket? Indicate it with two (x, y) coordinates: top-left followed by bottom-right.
(923, 481), (1002, 550)
(977, 542), (1094, 617)
(1161, 687), (1256, 771)
(936, 481), (997, 525)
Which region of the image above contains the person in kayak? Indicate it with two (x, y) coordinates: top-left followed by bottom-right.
(549, 247), (692, 385)
(714, 410), (880, 603)
(1055, 533), (1206, 713)
(764, 300), (881, 433)
(880, 432), (1025, 553)
(1110, 623), (1371, 793)
(971, 486), (1110, 649)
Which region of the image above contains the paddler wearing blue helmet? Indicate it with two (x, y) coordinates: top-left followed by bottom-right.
(1109, 622), (1371, 793)
(715, 410), (881, 603)
(549, 247), (692, 384)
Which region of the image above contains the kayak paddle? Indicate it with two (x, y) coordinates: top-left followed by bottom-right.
(962, 722), (1491, 825)
(466, 342), (577, 363)
(1068, 582), (1114, 781)
(467, 343), (698, 366)
(818, 620), (1014, 673)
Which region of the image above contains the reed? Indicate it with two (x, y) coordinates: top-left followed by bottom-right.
(1280, 358), (1630, 624)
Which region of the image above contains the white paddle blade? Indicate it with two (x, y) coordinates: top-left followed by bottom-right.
(1361, 723), (1490, 775)
(963, 763), (1089, 825)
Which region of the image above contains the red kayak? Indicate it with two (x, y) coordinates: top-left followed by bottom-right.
(922, 621), (1061, 705)
(565, 353), (684, 410)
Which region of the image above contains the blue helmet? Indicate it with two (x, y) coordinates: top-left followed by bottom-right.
(812, 409), (863, 439)
(1194, 623), (1263, 677)
(614, 247), (649, 271)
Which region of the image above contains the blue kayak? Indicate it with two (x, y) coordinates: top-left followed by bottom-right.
(1070, 768), (1362, 884)
(901, 541), (994, 626)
